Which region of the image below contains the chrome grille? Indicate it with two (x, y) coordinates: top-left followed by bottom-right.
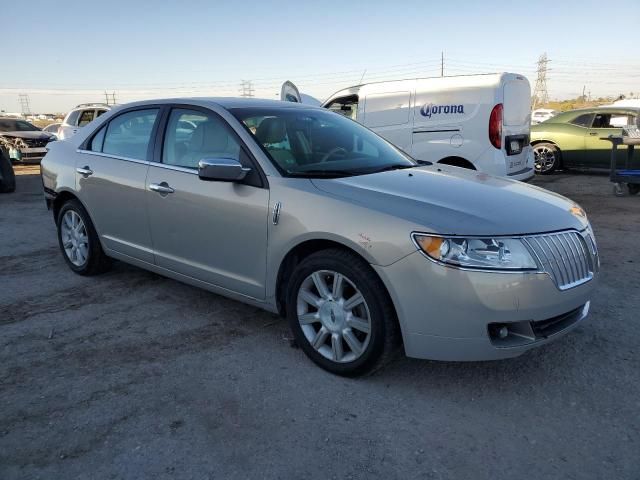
(523, 231), (596, 290)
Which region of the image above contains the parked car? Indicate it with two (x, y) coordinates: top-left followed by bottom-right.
(57, 103), (111, 140)
(0, 147), (16, 193)
(531, 108), (558, 125)
(0, 117), (57, 163)
(287, 73), (535, 181)
(41, 98), (598, 376)
(531, 107), (640, 173)
(42, 123), (62, 135)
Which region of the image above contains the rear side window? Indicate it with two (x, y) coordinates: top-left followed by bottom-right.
(77, 110), (95, 127)
(65, 110), (80, 127)
(569, 113), (594, 127)
(89, 126), (106, 152)
(102, 109), (159, 160)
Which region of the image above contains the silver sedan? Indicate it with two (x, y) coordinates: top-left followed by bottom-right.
(41, 98), (598, 376)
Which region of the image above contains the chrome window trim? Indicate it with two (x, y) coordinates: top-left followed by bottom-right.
(76, 149), (149, 166)
(76, 149), (199, 175)
(148, 161), (199, 175)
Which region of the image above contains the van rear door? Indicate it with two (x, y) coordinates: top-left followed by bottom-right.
(502, 76), (532, 175)
(280, 81), (321, 106)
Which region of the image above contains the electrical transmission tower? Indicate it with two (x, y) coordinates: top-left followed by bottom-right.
(239, 80), (255, 98)
(532, 53), (550, 109)
(18, 94), (31, 117)
(104, 91), (117, 105)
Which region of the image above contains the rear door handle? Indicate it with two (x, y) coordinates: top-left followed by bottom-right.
(589, 132), (598, 136)
(149, 182), (175, 195)
(76, 166), (93, 177)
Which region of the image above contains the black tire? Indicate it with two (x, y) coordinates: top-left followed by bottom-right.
(0, 149), (16, 193)
(286, 248), (400, 376)
(533, 142), (561, 174)
(56, 199), (111, 275)
(628, 184), (640, 196)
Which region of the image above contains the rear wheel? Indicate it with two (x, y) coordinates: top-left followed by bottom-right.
(286, 249), (400, 376)
(533, 143), (560, 174)
(56, 200), (111, 275)
(0, 149), (16, 193)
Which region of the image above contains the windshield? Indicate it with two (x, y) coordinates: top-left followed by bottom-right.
(230, 107), (417, 177)
(0, 119), (40, 132)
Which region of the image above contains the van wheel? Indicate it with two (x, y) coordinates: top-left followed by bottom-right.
(533, 143), (560, 174)
(286, 249), (400, 376)
(56, 199), (111, 275)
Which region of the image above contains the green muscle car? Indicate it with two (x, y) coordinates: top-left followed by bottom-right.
(531, 107), (640, 174)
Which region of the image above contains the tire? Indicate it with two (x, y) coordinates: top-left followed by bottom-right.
(56, 199), (111, 275)
(628, 184), (640, 196)
(533, 142), (560, 174)
(0, 149), (16, 193)
(286, 248), (400, 376)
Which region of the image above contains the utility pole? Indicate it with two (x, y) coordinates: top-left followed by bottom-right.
(532, 53), (549, 109)
(18, 94), (31, 117)
(239, 80), (255, 98)
(582, 85), (586, 101)
(441, 51), (444, 77)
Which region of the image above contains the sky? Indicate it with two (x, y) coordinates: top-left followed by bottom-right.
(2, 0), (639, 113)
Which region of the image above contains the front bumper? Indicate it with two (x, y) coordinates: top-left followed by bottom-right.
(374, 251), (596, 361)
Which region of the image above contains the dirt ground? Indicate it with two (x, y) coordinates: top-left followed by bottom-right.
(1, 167), (638, 480)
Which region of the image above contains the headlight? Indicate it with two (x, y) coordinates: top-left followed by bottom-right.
(412, 234), (538, 271)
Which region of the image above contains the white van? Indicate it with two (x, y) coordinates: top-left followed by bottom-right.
(308, 73), (534, 181)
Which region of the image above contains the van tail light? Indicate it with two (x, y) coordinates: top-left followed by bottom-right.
(489, 103), (503, 149)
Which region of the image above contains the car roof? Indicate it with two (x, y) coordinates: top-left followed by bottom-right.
(560, 106), (640, 114)
(110, 97), (320, 111)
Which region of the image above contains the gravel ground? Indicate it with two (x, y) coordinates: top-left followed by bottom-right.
(1, 167), (638, 480)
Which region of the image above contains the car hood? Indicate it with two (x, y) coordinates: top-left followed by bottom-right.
(311, 166), (587, 236)
(0, 131), (54, 140)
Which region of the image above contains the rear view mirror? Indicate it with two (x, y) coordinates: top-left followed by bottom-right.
(198, 158), (251, 182)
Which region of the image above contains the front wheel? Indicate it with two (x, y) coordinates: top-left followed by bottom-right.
(57, 199), (111, 275)
(628, 183), (640, 196)
(533, 143), (560, 174)
(286, 249), (400, 376)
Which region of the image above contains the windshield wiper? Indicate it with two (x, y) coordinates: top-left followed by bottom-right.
(365, 164), (415, 174)
(286, 169), (358, 178)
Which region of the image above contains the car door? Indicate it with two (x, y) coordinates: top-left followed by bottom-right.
(584, 111), (632, 168)
(146, 106), (269, 300)
(76, 107), (161, 263)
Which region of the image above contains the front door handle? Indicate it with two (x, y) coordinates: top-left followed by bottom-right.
(149, 182), (175, 195)
(76, 166), (93, 177)
(589, 132), (598, 136)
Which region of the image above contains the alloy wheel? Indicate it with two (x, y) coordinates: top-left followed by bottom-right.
(61, 210), (89, 266)
(533, 145), (557, 173)
(296, 270), (372, 363)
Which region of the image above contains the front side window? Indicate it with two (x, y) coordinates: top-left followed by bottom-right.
(102, 109), (159, 160)
(325, 95), (359, 120)
(231, 107), (416, 178)
(77, 110), (95, 127)
(162, 109), (241, 169)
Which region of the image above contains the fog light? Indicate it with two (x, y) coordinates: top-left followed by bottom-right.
(498, 326), (509, 339)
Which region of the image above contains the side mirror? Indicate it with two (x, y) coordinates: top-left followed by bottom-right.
(198, 158), (251, 182)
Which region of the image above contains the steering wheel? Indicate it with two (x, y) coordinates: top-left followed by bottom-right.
(320, 147), (348, 163)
